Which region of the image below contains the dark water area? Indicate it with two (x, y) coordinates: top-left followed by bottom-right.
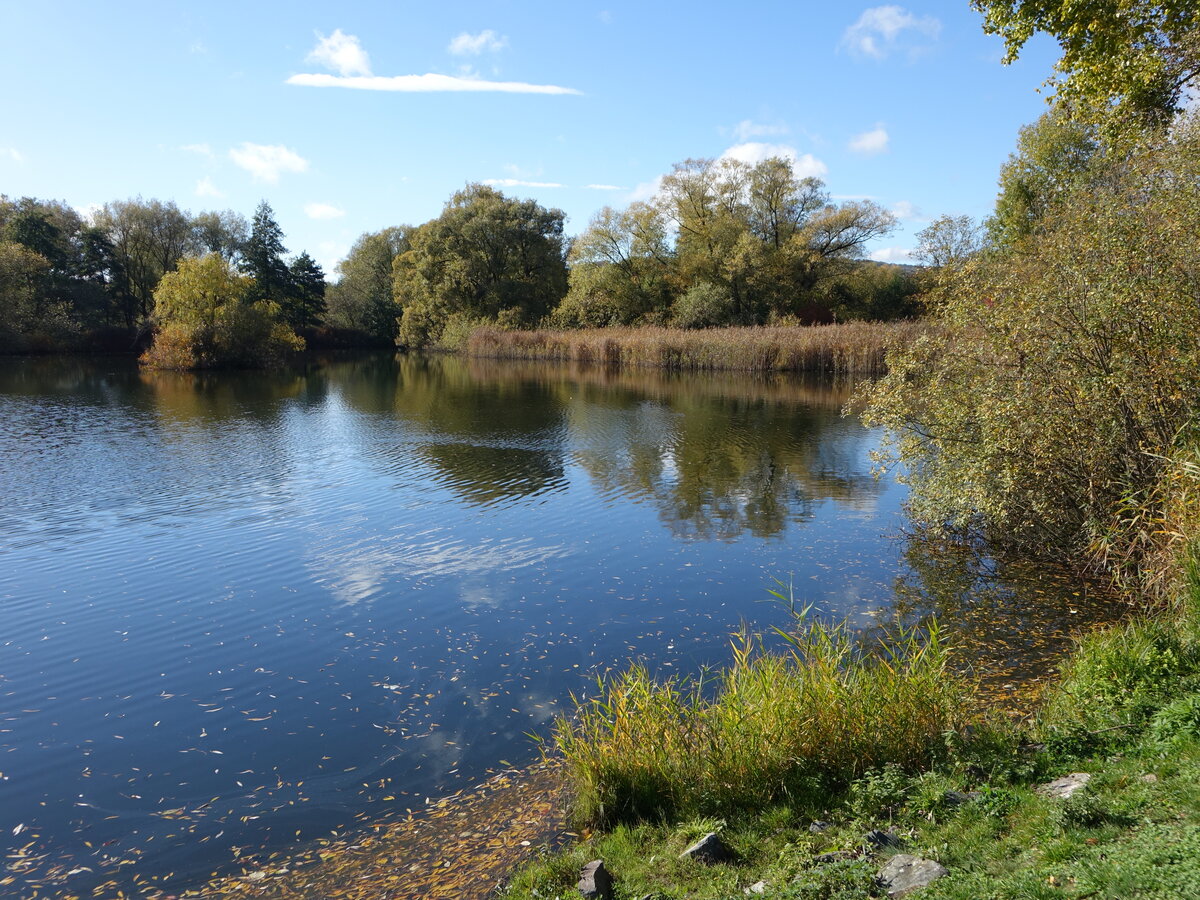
(0, 353), (1114, 895)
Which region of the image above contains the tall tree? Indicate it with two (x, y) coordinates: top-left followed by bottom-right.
(394, 185), (567, 347)
(241, 201), (291, 305)
(287, 251), (326, 328)
(326, 226), (411, 339)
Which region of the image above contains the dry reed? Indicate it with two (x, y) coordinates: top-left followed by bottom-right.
(465, 322), (923, 376)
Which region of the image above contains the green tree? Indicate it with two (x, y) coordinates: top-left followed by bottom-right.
(326, 227), (411, 340)
(986, 108), (1099, 247)
(555, 202), (673, 327)
(394, 184), (568, 348)
(241, 200), (291, 306)
(972, 0), (1200, 127)
(94, 198), (197, 323)
(914, 214), (983, 269)
(193, 210), (249, 263)
(0, 240), (55, 348)
(143, 253), (303, 369)
(287, 251), (326, 329)
(863, 126), (1200, 570)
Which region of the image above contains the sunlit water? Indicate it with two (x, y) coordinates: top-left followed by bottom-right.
(0, 353), (1112, 893)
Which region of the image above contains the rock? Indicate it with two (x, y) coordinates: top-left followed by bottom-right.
(810, 850), (856, 866)
(864, 829), (905, 851)
(1141, 773), (1159, 784)
(680, 832), (735, 865)
(1037, 772), (1091, 800)
(808, 820), (832, 834)
(577, 859), (613, 900)
(744, 881), (768, 895)
(943, 790), (982, 807)
(877, 854), (948, 898)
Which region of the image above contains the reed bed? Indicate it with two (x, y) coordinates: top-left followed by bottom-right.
(552, 616), (968, 827)
(465, 322), (924, 376)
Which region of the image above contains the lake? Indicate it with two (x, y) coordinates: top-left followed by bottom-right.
(0, 353), (1109, 894)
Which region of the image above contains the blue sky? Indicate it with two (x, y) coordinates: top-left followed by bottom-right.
(0, 1), (1061, 274)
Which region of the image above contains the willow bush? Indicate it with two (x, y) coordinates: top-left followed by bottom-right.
(862, 124), (1200, 580)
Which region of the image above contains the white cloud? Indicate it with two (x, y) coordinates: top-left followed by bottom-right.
(447, 29), (508, 56)
(305, 202), (346, 219)
(721, 142), (828, 179)
(849, 125), (889, 155)
(180, 143), (213, 158)
(288, 72), (580, 95)
(1, 147), (24, 163)
(841, 6), (941, 60)
(890, 200), (923, 221)
(195, 177), (224, 198)
(870, 246), (915, 263)
(585, 183), (628, 191)
(229, 143), (309, 182)
(308, 29), (372, 77)
(482, 178), (564, 188)
(731, 119), (789, 142)
(628, 175), (666, 203)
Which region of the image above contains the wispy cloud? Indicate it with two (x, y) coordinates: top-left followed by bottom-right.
(841, 6), (941, 60)
(181, 143), (214, 158)
(721, 142), (828, 179)
(849, 124), (889, 155)
(1, 146), (24, 163)
(229, 143), (309, 182)
(448, 30), (507, 56)
(730, 119), (789, 142)
(585, 183), (628, 191)
(308, 29), (372, 76)
(289, 72), (580, 95)
(291, 31), (578, 95)
(482, 178), (564, 188)
(195, 177), (224, 198)
(305, 202), (346, 219)
(870, 246), (915, 263)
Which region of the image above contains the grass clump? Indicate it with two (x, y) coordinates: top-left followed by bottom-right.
(553, 615), (968, 827)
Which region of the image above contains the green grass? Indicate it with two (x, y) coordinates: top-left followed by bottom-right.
(504, 546), (1200, 899)
(552, 615), (969, 827)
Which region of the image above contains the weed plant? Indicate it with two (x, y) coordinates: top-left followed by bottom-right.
(552, 614), (968, 827)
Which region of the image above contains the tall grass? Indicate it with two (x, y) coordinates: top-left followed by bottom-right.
(466, 322), (923, 376)
(553, 615), (968, 827)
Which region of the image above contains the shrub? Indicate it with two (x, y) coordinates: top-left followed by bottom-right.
(671, 281), (733, 329)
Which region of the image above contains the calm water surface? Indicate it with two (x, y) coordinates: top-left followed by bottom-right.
(0, 354), (1108, 893)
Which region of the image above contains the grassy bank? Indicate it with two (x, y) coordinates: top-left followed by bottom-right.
(462, 322), (923, 376)
(503, 549), (1200, 899)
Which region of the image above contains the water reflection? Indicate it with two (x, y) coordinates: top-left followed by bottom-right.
(0, 352), (1112, 896)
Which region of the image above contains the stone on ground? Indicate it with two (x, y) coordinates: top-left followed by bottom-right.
(877, 854), (948, 898)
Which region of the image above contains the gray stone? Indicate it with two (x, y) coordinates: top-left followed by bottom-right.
(877, 854), (949, 898)
(1037, 772), (1091, 800)
(744, 881), (768, 895)
(808, 820), (832, 834)
(577, 859), (613, 900)
(679, 832), (735, 865)
(864, 829), (904, 850)
(1141, 773), (1159, 784)
(943, 790), (982, 807)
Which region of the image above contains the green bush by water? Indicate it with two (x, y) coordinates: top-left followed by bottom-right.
(552, 616), (969, 827)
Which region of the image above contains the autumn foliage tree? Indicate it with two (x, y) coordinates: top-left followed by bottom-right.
(141, 253), (303, 369)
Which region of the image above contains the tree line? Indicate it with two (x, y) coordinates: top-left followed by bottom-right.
(2, 156), (925, 364)
(0, 196), (326, 357)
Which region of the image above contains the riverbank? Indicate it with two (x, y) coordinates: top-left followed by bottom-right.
(496, 550), (1200, 899)
(462, 322), (923, 376)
